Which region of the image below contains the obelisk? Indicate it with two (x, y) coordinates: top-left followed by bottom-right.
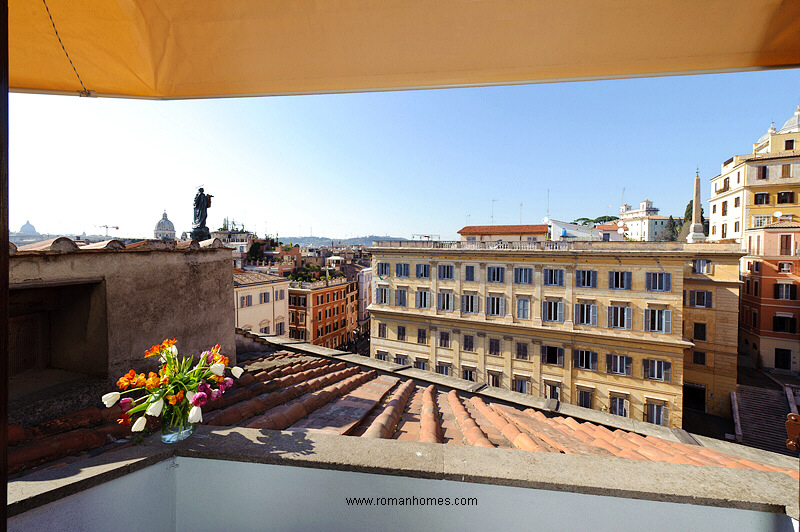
(686, 168), (706, 243)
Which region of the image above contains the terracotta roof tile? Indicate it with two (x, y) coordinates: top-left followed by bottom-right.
(458, 224), (549, 235)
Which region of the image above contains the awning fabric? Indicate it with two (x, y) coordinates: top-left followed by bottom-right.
(9, 0), (800, 99)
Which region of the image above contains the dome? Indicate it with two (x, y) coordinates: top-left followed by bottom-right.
(19, 220), (37, 234)
(777, 105), (800, 134)
(757, 123), (776, 144)
(155, 211), (175, 232)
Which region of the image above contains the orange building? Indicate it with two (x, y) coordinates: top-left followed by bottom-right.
(740, 221), (800, 370)
(288, 278), (359, 348)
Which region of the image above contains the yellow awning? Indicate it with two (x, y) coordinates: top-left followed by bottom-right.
(10, 0), (800, 99)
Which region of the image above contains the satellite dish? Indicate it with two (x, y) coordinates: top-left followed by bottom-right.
(774, 211), (783, 218)
(542, 217), (549, 223)
(617, 227), (625, 234)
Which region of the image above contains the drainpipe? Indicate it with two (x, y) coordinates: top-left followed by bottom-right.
(2, 0), (10, 523)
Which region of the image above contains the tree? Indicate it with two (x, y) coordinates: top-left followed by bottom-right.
(664, 216), (678, 241)
(683, 200), (708, 235)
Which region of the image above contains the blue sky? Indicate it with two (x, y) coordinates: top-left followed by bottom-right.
(9, 68), (800, 241)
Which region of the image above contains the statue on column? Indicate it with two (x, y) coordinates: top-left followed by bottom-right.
(191, 187), (213, 241)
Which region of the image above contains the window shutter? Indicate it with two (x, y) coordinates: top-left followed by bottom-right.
(706, 291), (713, 308)
(541, 345), (547, 364)
(395, 290), (401, 306)
(792, 285), (798, 300)
(664, 362), (672, 382)
(664, 310), (672, 334)
(689, 290), (696, 307)
(574, 303), (580, 323)
(557, 348), (564, 366)
(665, 273), (671, 292)
(573, 349), (580, 367)
(645, 273), (652, 291)
(437, 293), (443, 310)
(607, 307), (613, 328)
(514, 268), (520, 284)
(542, 301), (548, 321)
(644, 310), (650, 331)
(557, 269), (564, 286)
(606, 354), (612, 373)
(623, 399), (630, 417)
(662, 407), (670, 427)
(682, 290), (686, 306)
(643, 359), (651, 379)
(499, 297), (506, 316)
(608, 271), (614, 289)
(625, 272), (632, 290)
(774, 283), (780, 299)
(591, 270), (597, 288)
(591, 352), (598, 371)
(415, 291), (421, 308)
(591, 304), (598, 326)
(499, 268), (505, 283)
(625, 307), (632, 330)
(461, 295), (466, 312)
(625, 356), (633, 376)
(557, 301), (564, 322)
(416, 264), (421, 277)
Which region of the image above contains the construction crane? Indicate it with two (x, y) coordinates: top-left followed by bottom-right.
(412, 233), (440, 241)
(97, 224), (119, 236)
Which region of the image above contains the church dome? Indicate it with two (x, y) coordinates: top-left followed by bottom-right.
(757, 123), (776, 144)
(19, 220), (37, 234)
(155, 211), (175, 232)
(777, 105), (800, 134)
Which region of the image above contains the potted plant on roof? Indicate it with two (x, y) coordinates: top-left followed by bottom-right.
(101, 339), (244, 443)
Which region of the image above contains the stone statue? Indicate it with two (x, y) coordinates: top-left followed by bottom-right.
(191, 187), (213, 241)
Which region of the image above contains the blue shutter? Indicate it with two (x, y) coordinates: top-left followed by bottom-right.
(557, 301), (564, 322)
(461, 295), (466, 313)
(591, 270), (597, 288)
(608, 271), (614, 289)
(574, 303), (580, 324)
(437, 292), (443, 310)
(499, 267), (505, 283)
(664, 362), (672, 382)
(689, 290), (696, 307)
(625, 307), (632, 330)
(625, 356), (633, 376)
(607, 307), (613, 328)
(499, 297), (505, 316)
(665, 273), (671, 292)
(706, 291), (713, 308)
(415, 291), (421, 308)
(541, 345), (547, 364)
(645, 273), (652, 291)
(606, 354), (612, 373)
(514, 268), (520, 284)
(644, 309), (650, 331)
(557, 348), (564, 366)
(591, 352), (598, 370)
(542, 301), (547, 320)
(416, 264), (421, 278)
(591, 304), (598, 326)
(664, 310), (672, 334)
(625, 272), (632, 290)
(557, 269), (564, 286)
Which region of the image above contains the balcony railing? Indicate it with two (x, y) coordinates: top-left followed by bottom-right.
(369, 240), (742, 253)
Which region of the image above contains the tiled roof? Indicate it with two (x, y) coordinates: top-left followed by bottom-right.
(233, 271), (287, 286)
(458, 225), (549, 235)
(761, 221), (800, 229)
(9, 237), (224, 255)
(8, 338), (797, 481)
(595, 224), (622, 230)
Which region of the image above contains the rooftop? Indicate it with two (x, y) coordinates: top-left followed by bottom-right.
(457, 225), (549, 235)
(233, 271), (287, 287)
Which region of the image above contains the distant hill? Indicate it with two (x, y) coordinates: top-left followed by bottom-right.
(279, 235), (405, 247)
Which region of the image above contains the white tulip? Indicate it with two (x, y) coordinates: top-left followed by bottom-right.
(210, 363), (225, 376)
(168, 345), (178, 357)
(186, 391), (195, 404)
(146, 397), (164, 417)
(131, 416), (147, 432)
(188, 405), (203, 424)
(101, 392), (120, 408)
(231, 366), (244, 379)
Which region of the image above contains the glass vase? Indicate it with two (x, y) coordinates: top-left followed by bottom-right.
(161, 421), (195, 443)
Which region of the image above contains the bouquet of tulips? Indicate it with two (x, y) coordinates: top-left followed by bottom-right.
(101, 339), (243, 434)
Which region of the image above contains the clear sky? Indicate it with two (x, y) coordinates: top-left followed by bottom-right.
(9, 68), (800, 241)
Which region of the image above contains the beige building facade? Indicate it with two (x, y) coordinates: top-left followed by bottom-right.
(368, 240), (742, 428)
(233, 271), (289, 336)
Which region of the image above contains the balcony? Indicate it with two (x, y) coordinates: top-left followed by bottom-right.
(370, 240), (743, 255)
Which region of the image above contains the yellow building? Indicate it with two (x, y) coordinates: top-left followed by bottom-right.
(368, 239), (743, 428)
(709, 105), (800, 244)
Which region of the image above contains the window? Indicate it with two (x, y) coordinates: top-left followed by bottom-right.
(610, 396), (629, 417)
(778, 191), (795, 204)
(645, 308), (672, 333)
(438, 264), (454, 280)
(516, 297), (530, 319)
(783, 164), (793, 177)
(395, 263), (409, 277)
(779, 262), (793, 273)
(417, 328), (428, 344)
(721, 201), (728, 216)
(574, 303), (598, 326)
(376, 286), (390, 305)
(277, 290), (284, 300)
(261, 325), (270, 334)
(711, 225), (716, 236)
(488, 338), (501, 356)
(512, 378), (530, 394)
(712, 204), (716, 214)
(259, 292), (270, 304)
(643, 359), (672, 381)
(734, 221), (740, 233)
(395, 355), (407, 365)
(752, 310), (758, 328)
(514, 267), (533, 284)
(689, 290), (713, 308)
(780, 235), (793, 255)
(414, 359), (428, 371)
(693, 351), (706, 366)
(645, 272), (671, 292)
(757, 166), (767, 180)
(487, 372), (501, 387)
(275, 322), (285, 335)
(415, 290), (431, 309)
(734, 196), (740, 207)
(544, 382), (560, 401)
(463, 334), (475, 352)
(543, 268), (564, 286)
(487, 266), (505, 283)
(464, 265), (475, 282)
(786, 140), (795, 151)
(754, 192), (769, 205)
(395, 288), (407, 307)
(515, 342), (529, 360)
(240, 294), (253, 308)
(775, 283), (797, 300)
(375, 350), (387, 361)
(645, 403), (669, 426)
(486, 295), (505, 316)
(376, 262), (390, 277)
(439, 331), (450, 348)
(574, 350), (598, 371)
(437, 292), (454, 311)
(397, 326), (406, 341)
(415, 264), (430, 279)
(540, 345), (564, 366)
(721, 224), (727, 238)
(462, 368), (475, 382)
(607, 305), (632, 329)
(691, 259), (712, 274)
(609, 271), (632, 290)
(461, 293), (479, 313)
(693, 323), (707, 341)
(606, 354), (632, 376)
(436, 364), (450, 376)
(576, 270), (597, 288)
(542, 300), (565, 322)
(774, 316), (798, 333)
(578, 389), (593, 409)
(776, 348), (792, 370)
(753, 215), (771, 228)
(754, 280), (760, 296)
